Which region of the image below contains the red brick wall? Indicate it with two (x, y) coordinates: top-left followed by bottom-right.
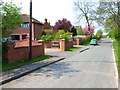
(65, 41), (73, 50)
(4, 42), (44, 63)
(59, 39), (73, 51)
(73, 40), (77, 45)
(44, 42), (52, 48)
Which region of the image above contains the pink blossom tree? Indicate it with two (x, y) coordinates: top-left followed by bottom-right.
(83, 25), (94, 35)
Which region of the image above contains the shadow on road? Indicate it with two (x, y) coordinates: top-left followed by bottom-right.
(29, 62), (81, 79)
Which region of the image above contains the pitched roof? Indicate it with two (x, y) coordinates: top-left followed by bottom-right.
(21, 14), (43, 25)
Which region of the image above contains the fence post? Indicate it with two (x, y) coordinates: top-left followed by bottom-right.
(76, 37), (80, 45)
(60, 39), (65, 51)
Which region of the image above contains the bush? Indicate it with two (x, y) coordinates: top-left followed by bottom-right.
(87, 35), (91, 42)
(40, 31), (46, 37)
(53, 30), (70, 42)
(40, 35), (53, 43)
(44, 29), (54, 35)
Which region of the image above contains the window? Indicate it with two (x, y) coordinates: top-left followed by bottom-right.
(21, 23), (29, 28)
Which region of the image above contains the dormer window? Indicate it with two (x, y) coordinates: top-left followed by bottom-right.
(21, 23), (29, 28)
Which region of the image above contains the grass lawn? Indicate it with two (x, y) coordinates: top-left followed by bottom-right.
(66, 47), (81, 52)
(2, 55), (52, 72)
(83, 41), (90, 46)
(113, 40), (120, 79)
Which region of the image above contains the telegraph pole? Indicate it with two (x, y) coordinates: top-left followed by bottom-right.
(29, 0), (32, 60)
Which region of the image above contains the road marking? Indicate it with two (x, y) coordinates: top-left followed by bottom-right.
(112, 42), (118, 88)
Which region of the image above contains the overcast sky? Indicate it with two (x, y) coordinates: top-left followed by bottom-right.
(3, 0), (76, 26)
(3, 0), (105, 33)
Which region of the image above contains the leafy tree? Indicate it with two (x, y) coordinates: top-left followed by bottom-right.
(96, 29), (103, 39)
(94, 1), (120, 28)
(104, 15), (120, 41)
(87, 1), (120, 41)
(77, 26), (83, 35)
(1, 2), (22, 37)
(70, 26), (77, 36)
(54, 18), (72, 32)
(96, 29), (103, 35)
(104, 15), (116, 33)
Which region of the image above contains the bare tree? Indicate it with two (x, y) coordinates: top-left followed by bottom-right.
(74, 0), (96, 39)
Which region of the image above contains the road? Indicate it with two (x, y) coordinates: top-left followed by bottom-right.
(2, 38), (118, 88)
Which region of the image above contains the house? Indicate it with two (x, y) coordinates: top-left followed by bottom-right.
(11, 14), (43, 41)
(43, 18), (51, 30)
(3, 14), (45, 63)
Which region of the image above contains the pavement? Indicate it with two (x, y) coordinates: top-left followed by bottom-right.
(1, 38), (118, 88)
(0, 45), (89, 85)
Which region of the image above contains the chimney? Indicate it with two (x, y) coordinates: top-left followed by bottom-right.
(45, 18), (47, 23)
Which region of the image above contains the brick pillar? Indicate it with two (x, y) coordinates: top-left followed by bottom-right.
(76, 37), (80, 45)
(20, 35), (22, 41)
(60, 39), (65, 51)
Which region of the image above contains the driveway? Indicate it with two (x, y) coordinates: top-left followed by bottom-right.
(2, 38), (118, 88)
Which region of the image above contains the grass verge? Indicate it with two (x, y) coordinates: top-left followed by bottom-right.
(66, 47), (81, 52)
(113, 40), (120, 79)
(2, 55), (52, 72)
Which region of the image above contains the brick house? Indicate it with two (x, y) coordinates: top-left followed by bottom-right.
(11, 14), (43, 41)
(43, 18), (51, 30)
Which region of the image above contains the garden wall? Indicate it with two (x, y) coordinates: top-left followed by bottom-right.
(3, 41), (44, 63)
(60, 39), (73, 51)
(44, 42), (52, 48)
(65, 41), (73, 50)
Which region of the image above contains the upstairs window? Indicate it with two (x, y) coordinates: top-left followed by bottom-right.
(21, 23), (29, 28)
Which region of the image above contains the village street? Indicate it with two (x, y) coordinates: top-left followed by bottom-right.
(2, 38), (118, 88)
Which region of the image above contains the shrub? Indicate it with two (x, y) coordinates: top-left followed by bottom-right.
(53, 30), (70, 42)
(40, 35), (53, 43)
(44, 29), (54, 35)
(40, 30), (46, 37)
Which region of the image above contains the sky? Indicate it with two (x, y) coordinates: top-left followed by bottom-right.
(3, 0), (75, 26)
(3, 0), (105, 34)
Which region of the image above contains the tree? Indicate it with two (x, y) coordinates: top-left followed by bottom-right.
(94, 1), (120, 28)
(1, 2), (22, 37)
(77, 26), (83, 35)
(104, 14), (120, 41)
(82, 25), (94, 35)
(96, 29), (103, 39)
(54, 18), (72, 32)
(104, 15), (116, 33)
(74, 0), (95, 39)
(70, 26), (77, 36)
(96, 29), (103, 35)
(89, 1), (120, 41)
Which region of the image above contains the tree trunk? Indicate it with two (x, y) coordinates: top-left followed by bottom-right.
(85, 14), (92, 41)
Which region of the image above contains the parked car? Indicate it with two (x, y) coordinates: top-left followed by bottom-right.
(2, 37), (15, 43)
(90, 39), (98, 45)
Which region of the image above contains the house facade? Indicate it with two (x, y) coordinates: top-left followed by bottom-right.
(11, 14), (43, 41)
(43, 19), (51, 30)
